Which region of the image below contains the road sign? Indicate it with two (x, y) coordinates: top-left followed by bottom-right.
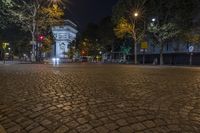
(141, 42), (148, 49)
(189, 46), (194, 53)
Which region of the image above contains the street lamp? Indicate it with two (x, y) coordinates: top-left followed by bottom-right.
(134, 12), (139, 17)
(8, 48), (11, 55)
(152, 18), (156, 22)
(133, 12), (139, 65)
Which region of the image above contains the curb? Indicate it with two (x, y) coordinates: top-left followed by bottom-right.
(0, 125), (6, 133)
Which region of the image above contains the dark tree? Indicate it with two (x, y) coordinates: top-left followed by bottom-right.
(98, 16), (115, 53)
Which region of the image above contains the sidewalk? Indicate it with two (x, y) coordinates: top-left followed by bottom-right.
(0, 60), (31, 65)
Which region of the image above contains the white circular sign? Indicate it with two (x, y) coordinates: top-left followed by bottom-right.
(189, 46), (194, 52)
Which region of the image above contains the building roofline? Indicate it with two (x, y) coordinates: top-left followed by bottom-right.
(64, 20), (77, 27)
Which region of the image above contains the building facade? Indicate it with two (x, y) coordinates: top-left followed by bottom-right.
(137, 40), (200, 65)
(52, 20), (78, 58)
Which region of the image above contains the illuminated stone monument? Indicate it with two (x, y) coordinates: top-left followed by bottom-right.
(52, 20), (78, 58)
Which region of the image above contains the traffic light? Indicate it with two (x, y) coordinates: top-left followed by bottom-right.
(81, 50), (85, 55)
(38, 35), (45, 42)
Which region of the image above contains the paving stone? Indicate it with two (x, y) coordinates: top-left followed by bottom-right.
(108, 115), (120, 121)
(56, 104), (64, 108)
(25, 123), (40, 131)
(110, 131), (120, 133)
(66, 121), (79, 128)
(68, 129), (78, 133)
(29, 126), (45, 133)
(76, 124), (93, 133)
(95, 126), (109, 133)
(40, 119), (52, 126)
(87, 129), (97, 133)
(131, 123), (146, 131)
(118, 126), (133, 133)
(77, 117), (88, 124)
(63, 106), (71, 111)
(89, 120), (103, 127)
(54, 125), (69, 133)
(116, 119), (128, 126)
(20, 120), (33, 128)
(143, 120), (156, 128)
(48, 106), (57, 111)
(154, 119), (166, 126)
(126, 117), (138, 124)
(6, 125), (21, 133)
(0, 64), (200, 133)
(167, 124), (181, 131)
(40, 130), (50, 133)
(33, 106), (44, 112)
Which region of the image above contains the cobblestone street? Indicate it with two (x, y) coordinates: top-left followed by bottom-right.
(0, 64), (200, 133)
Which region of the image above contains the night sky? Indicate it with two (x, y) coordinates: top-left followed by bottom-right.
(65, 0), (118, 31)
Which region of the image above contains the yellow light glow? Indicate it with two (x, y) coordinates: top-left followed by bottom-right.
(134, 12), (139, 17)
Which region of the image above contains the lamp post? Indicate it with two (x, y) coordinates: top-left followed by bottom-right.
(8, 47), (10, 59)
(133, 12), (138, 65)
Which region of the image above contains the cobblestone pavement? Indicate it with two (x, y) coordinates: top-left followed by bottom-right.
(0, 64), (200, 133)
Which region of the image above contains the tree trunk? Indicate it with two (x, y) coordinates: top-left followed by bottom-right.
(134, 41), (137, 64)
(123, 53), (126, 61)
(132, 33), (137, 65)
(31, 5), (38, 62)
(110, 43), (114, 61)
(3, 50), (5, 64)
(160, 42), (164, 65)
(31, 32), (36, 62)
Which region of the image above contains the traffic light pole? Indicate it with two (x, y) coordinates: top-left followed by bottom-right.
(31, 42), (36, 62)
(37, 35), (45, 62)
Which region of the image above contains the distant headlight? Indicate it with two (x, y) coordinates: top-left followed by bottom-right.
(52, 58), (60, 62)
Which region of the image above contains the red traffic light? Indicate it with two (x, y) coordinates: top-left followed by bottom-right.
(38, 35), (45, 41)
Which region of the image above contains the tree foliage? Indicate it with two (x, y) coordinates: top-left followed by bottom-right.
(148, 22), (179, 64)
(112, 0), (200, 64)
(2, 0), (65, 60)
(112, 0), (147, 64)
(148, 23), (179, 43)
(76, 17), (115, 57)
(112, 0), (147, 25)
(114, 18), (132, 39)
(0, 0), (13, 29)
(98, 17), (115, 52)
(38, 4), (64, 32)
(113, 0), (147, 40)
(183, 30), (200, 45)
(41, 35), (53, 52)
(7, 0), (64, 36)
